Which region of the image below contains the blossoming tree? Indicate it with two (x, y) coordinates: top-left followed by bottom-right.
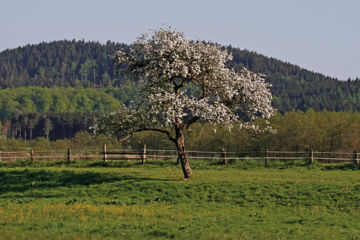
(95, 28), (274, 179)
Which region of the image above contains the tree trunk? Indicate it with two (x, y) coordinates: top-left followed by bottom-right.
(175, 127), (192, 179)
(29, 128), (33, 141)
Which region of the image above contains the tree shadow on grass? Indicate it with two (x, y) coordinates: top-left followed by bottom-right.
(0, 169), (167, 196)
(85, 160), (178, 168)
(321, 162), (360, 171)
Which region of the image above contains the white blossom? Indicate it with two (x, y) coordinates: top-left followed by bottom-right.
(95, 27), (274, 139)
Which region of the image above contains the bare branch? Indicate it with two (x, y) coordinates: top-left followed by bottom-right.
(130, 128), (176, 143)
(184, 116), (199, 130)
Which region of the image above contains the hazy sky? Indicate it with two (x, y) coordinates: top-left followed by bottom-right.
(1, 0), (359, 80)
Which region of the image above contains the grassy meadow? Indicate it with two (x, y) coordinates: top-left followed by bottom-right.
(0, 159), (360, 239)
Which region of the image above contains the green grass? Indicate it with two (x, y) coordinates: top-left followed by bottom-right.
(0, 159), (360, 239)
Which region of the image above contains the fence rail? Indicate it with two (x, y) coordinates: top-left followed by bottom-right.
(0, 144), (359, 165)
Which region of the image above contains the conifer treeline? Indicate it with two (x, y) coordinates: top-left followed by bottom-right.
(228, 48), (360, 112)
(0, 86), (138, 140)
(1, 40), (360, 112)
(2, 112), (99, 141)
(0, 40), (128, 88)
(132, 110), (360, 153)
(1, 40), (360, 142)
(3, 110), (360, 154)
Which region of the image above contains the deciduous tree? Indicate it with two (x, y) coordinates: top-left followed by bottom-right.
(95, 28), (273, 179)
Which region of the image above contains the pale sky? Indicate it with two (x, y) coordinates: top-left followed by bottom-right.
(0, 0), (359, 80)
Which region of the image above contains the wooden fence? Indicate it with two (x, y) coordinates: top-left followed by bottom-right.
(0, 144), (360, 165)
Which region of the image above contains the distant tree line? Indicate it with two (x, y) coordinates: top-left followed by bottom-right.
(0, 86), (138, 140)
(0, 40), (128, 88)
(0, 87), (123, 119)
(1, 40), (360, 113)
(0, 85), (139, 116)
(228, 48), (360, 112)
(2, 40), (360, 145)
(2, 110), (360, 154)
(0, 130), (122, 151)
(1, 112), (99, 141)
(130, 110), (360, 154)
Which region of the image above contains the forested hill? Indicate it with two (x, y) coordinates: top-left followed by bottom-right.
(0, 40), (128, 88)
(227, 48), (360, 112)
(1, 40), (360, 112)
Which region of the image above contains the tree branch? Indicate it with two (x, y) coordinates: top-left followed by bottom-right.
(184, 116), (199, 130)
(202, 82), (206, 99)
(120, 128), (176, 143)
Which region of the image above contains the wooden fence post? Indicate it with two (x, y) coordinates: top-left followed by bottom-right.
(353, 150), (359, 165)
(310, 149), (314, 164)
(141, 144), (147, 164)
(103, 144), (107, 162)
(221, 148), (228, 165)
(30, 149), (34, 163)
(67, 148), (71, 163)
(0, 150), (2, 162)
(265, 149), (269, 167)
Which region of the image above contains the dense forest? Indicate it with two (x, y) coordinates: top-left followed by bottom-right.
(122, 110), (360, 153)
(1, 40), (360, 112)
(0, 40), (128, 88)
(228, 48), (360, 112)
(0, 85), (139, 140)
(2, 110), (360, 154)
(0, 40), (360, 142)
(0, 86), (138, 119)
